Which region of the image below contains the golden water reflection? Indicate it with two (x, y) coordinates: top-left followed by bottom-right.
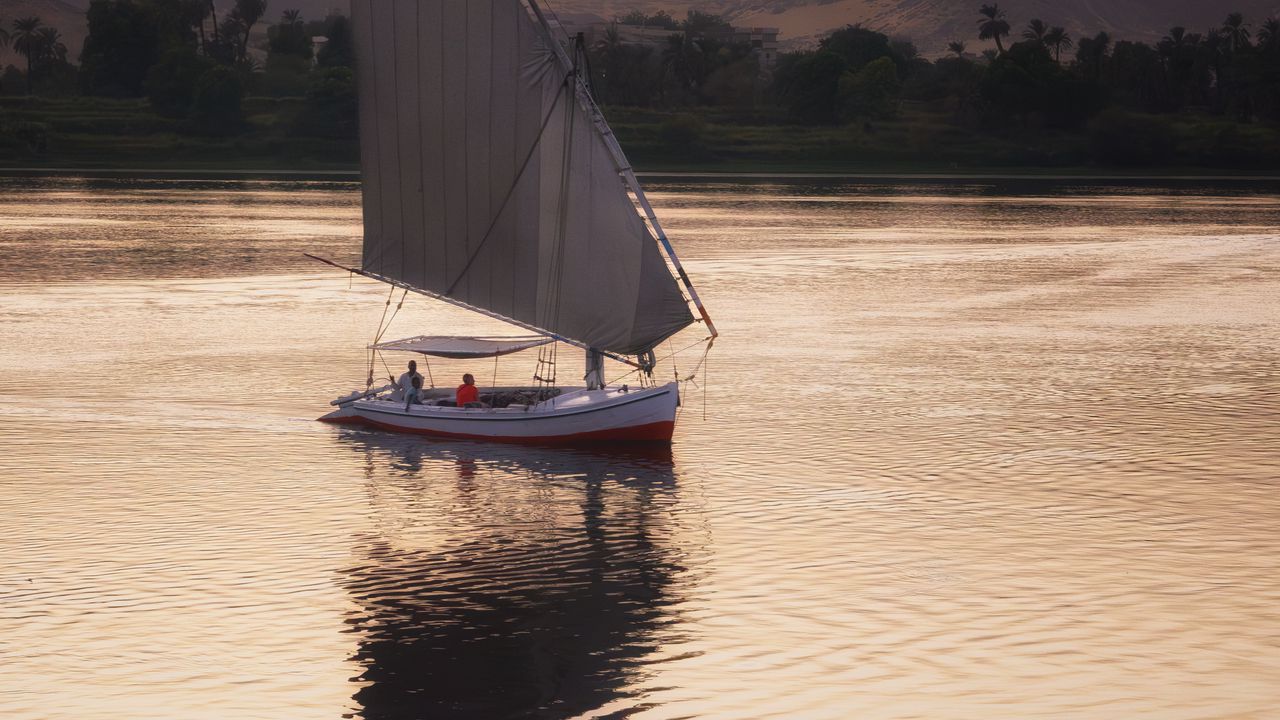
(339, 434), (692, 718)
(1, 176), (1278, 719)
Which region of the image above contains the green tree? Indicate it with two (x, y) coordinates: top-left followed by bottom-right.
(178, 0), (208, 54)
(931, 53), (984, 121)
(1199, 29), (1230, 112)
(36, 27), (66, 62)
(774, 50), (847, 123)
(232, 0), (267, 61)
(263, 11), (310, 98)
(592, 23), (626, 104)
(1074, 31), (1111, 84)
(978, 4), (1011, 55)
(821, 25), (898, 71)
(12, 17), (44, 94)
(34, 27), (69, 92)
(13, 24), (73, 95)
(295, 66), (356, 138)
(1254, 19), (1280, 120)
(838, 55), (901, 120)
(268, 8), (312, 60)
(1221, 13), (1251, 53)
(1044, 27), (1072, 62)
(681, 10), (730, 35)
(1259, 18), (1280, 52)
(81, 0), (193, 97)
(1110, 40), (1168, 111)
(1157, 27), (1197, 110)
(191, 64), (244, 133)
(661, 33), (706, 103)
(618, 10), (677, 30)
(982, 40), (1099, 128)
(1089, 109), (1174, 165)
(145, 46), (212, 116)
(1023, 19), (1048, 46)
(316, 15), (354, 69)
(588, 35), (660, 107)
(703, 54), (761, 108)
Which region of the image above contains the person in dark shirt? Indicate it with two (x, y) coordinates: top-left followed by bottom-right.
(404, 374), (424, 410)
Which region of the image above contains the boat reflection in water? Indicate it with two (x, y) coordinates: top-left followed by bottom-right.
(335, 429), (697, 719)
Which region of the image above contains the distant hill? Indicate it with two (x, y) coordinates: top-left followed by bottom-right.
(6, 0), (1280, 67)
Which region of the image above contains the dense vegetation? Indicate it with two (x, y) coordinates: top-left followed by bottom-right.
(0, 0), (357, 166)
(2, 2), (1279, 171)
(591, 5), (1280, 169)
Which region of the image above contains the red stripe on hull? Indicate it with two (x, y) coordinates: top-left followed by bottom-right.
(320, 414), (675, 444)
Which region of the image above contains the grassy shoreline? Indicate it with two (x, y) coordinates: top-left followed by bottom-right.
(4, 96), (1280, 180)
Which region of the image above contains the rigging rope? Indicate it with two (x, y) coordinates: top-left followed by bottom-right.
(530, 77), (577, 400)
(366, 285), (397, 387)
(366, 286), (409, 388)
(606, 336), (712, 388)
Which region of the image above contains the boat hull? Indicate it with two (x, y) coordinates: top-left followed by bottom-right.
(320, 383), (679, 444)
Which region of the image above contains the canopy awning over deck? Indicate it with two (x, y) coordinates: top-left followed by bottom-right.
(370, 335), (554, 359)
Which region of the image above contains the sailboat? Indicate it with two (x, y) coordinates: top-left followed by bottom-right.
(316, 0), (716, 443)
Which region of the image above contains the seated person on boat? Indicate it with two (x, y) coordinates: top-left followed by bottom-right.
(456, 374), (482, 409)
(390, 360), (423, 401)
(404, 375), (424, 410)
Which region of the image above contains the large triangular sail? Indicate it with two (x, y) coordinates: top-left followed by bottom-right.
(349, 0), (696, 356)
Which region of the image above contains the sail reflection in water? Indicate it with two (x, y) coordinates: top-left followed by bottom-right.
(337, 431), (698, 718)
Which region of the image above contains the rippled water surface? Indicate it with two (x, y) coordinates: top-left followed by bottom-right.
(2, 175), (1278, 719)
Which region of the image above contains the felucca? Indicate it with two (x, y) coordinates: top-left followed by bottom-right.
(315, 0), (716, 443)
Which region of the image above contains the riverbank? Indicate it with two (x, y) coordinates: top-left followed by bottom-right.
(7, 167), (1280, 182)
(4, 96), (1279, 176)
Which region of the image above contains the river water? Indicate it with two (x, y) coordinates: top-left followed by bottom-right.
(1, 175), (1277, 719)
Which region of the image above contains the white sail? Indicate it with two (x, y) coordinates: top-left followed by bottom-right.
(349, 0), (695, 356)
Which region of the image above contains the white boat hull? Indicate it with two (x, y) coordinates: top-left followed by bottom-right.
(320, 383), (679, 443)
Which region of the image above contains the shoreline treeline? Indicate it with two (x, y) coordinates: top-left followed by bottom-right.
(1, 0), (357, 159)
(590, 6), (1280, 166)
(2, 3), (1279, 170)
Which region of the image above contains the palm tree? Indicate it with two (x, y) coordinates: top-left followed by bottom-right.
(208, 0), (220, 45)
(1222, 12), (1251, 53)
(593, 23), (626, 103)
(1044, 26), (1072, 61)
(1022, 18), (1048, 46)
(662, 33), (698, 98)
(977, 4), (1011, 55)
(12, 17), (44, 94)
(35, 27), (65, 64)
(282, 9), (301, 24)
(1259, 18), (1280, 53)
(1203, 28), (1228, 110)
(947, 40), (966, 58)
(1161, 26), (1187, 53)
(1074, 31), (1110, 83)
(233, 0), (268, 62)
(0, 19), (10, 50)
(176, 0), (207, 54)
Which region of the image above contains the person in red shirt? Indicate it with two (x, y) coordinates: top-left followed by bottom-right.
(456, 373), (480, 408)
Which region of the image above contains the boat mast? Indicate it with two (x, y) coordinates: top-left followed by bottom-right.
(524, 0), (719, 341)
